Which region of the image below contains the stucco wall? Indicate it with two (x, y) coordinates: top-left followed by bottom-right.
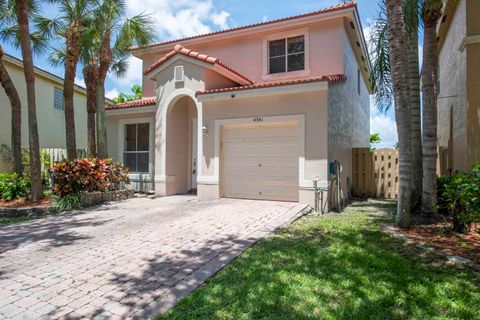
(327, 28), (370, 196)
(106, 110), (156, 192)
(202, 90), (329, 205)
(142, 18), (345, 97)
(438, 0), (467, 172)
(0, 59), (88, 172)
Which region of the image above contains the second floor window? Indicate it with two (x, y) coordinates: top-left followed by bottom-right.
(54, 87), (64, 110)
(269, 35), (305, 74)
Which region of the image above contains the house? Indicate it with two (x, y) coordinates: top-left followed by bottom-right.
(0, 53), (93, 172)
(106, 1), (372, 207)
(437, 0), (480, 173)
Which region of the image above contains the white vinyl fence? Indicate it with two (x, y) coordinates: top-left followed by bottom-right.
(41, 148), (87, 169)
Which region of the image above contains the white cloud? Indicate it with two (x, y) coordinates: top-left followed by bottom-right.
(370, 103), (398, 148)
(106, 88), (120, 100)
(109, 56), (143, 87)
(125, 0), (231, 41)
(211, 11), (230, 29)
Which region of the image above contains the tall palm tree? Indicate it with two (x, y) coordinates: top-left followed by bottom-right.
(0, 0), (47, 176)
(371, 0), (422, 213)
(421, 0), (442, 214)
(14, 0), (43, 200)
(385, 0), (412, 227)
(36, 0), (93, 160)
(94, 0), (155, 158)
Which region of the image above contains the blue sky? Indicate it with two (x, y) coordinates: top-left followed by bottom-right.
(2, 0), (398, 147)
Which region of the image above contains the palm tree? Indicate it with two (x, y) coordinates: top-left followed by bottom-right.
(94, 0), (155, 158)
(36, 0), (93, 160)
(0, 0), (47, 176)
(421, 0), (442, 214)
(371, 0), (422, 210)
(14, 0), (43, 200)
(385, 0), (413, 227)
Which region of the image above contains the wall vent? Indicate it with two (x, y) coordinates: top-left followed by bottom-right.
(174, 65), (184, 82)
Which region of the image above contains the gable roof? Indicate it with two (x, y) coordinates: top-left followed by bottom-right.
(130, 1), (357, 53)
(196, 74), (347, 96)
(143, 44), (253, 85)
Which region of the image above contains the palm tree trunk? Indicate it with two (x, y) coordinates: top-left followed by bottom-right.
(421, 1), (442, 214)
(386, 0), (412, 227)
(64, 24), (82, 160)
(15, 0), (43, 200)
(83, 62), (97, 157)
(96, 34), (111, 159)
(0, 45), (23, 176)
(407, 31), (423, 207)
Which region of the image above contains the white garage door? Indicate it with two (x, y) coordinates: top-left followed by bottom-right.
(222, 122), (299, 202)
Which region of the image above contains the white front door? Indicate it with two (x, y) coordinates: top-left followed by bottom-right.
(191, 119), (198, 190)
(221, 123), (299, 202)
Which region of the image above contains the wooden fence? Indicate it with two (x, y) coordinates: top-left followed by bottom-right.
(352, 148), (399, 199)
(41, 148), (87, 169)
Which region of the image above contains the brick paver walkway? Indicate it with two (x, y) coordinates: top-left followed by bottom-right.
(0, 196), (308, 319)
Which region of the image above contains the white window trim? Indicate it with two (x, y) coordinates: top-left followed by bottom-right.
(118, 117), (154, 179)
(262, 28), (310, 81)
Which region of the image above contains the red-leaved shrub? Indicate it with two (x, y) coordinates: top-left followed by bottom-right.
(50, 158), (130, 197)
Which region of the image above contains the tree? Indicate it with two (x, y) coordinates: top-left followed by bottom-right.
(370, 0), (422, 209)
(385, 0), (412, 227)
(94, 0), (155, 158)
(36, 0), (93, 160)
(112, 84), (142, 104)
(14, 0), (43, 200)
(370, 133), (382, 147)
(421, 0), (442, 214)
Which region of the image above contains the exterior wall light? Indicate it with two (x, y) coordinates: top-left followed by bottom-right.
(202, 125), (208, 136)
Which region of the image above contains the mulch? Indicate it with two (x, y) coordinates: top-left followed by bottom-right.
(390, 220), (480, 266)
(0, 197), (52, 208)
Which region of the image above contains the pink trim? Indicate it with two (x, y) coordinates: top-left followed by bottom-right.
(195, 74), (347, 96)
(130, 2), (356, 52)
(107, 97), (157, 110)
(143, 45), (253, 85)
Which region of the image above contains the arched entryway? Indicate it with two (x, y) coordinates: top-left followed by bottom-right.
(165, 95), (198, 195)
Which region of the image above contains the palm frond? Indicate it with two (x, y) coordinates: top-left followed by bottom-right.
(115, 13), (155, 49)
(48, 45), (67, 67)
(109, 57), (128, 78)
(33, 15), (65, 38)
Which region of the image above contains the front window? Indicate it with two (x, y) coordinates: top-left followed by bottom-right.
(268, 35), (305, 74)
(124, 123), (150, 173)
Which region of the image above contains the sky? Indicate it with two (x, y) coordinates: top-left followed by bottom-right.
(2, 0), (398, 148)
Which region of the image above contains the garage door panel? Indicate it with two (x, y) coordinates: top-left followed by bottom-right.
(222, 123), (299, 202)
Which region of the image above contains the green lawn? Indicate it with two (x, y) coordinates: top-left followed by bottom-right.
(159, 200), (480, 320)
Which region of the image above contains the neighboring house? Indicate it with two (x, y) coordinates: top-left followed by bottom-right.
(437, 0), (480, 173)
(106, 1), (372, 207)
(0, 53), (91, 172)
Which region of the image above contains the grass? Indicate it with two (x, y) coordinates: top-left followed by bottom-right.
(159, 200), (480, 320)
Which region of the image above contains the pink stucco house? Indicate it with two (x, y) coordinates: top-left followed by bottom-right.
(105, 1), (372, 207)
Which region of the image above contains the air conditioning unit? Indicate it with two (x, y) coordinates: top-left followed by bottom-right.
(174, 65), (184, 83)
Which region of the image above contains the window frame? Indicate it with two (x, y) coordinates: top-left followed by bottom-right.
(262, 28), (310, 80)
(118, 118), (154, 179)
(53, 87), (64, 110)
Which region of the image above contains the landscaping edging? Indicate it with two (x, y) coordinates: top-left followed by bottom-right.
(0, 189), (135, 218)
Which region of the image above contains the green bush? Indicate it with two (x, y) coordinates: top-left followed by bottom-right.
(54, 192), (84, 211)
(438, 163), (480, 233)
(0, 173), (30, 202)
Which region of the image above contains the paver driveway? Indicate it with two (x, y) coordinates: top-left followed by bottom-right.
(0, 196), (308, 319)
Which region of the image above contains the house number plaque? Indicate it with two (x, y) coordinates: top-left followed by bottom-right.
(253, 117), (264, 122)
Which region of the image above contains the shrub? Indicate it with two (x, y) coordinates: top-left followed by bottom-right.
(0, 173), (30, 202)
(438, 163), (480, 233)
(50, 158), (130, 197)
(54, 192), (84, 211)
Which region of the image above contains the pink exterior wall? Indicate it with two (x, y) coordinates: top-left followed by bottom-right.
(141, 18), (345, 97)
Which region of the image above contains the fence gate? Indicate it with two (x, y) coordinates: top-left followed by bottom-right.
(352, 148), (399, 199)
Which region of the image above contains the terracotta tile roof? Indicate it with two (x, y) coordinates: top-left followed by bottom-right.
(107, 97), (157, 110)
(196, 74), (347, 96)
(130, 1), (356, 52)
(143, 45), (253, 85)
